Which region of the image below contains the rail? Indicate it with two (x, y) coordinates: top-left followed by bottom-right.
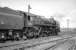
(0, 35), (75, 50)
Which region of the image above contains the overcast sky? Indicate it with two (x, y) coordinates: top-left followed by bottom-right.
(0, 0), (76, 28)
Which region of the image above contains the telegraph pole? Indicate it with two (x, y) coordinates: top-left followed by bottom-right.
(24, 0), (31, 15)
(27, 4), (32, 21)
(24, 0), (31, 20)
(27, 0), (31, 20)
(27, 4), (31, 16)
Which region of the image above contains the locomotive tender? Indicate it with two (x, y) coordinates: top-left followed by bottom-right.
(0, 7), (60, 42)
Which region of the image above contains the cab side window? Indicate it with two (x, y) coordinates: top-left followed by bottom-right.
(28, 15), (30, 21)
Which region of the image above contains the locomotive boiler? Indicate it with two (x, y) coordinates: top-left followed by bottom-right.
(0, 7), (60, 42)
(24, 15), (60, 39)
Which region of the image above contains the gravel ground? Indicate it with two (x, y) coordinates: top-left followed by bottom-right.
(0, 32), (76, 50)
(48, 40), (76, 50)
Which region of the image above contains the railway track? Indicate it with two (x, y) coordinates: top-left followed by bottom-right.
(0, 34), (75, 50)
(25, 35), (75, 50)
(44, 35), (76, 50)
(45, 39), (76, 50)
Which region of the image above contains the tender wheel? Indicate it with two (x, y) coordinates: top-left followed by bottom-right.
(13, 31), (23, 41)
(8, 30), (14, 41)
(0, 32), (7, 43)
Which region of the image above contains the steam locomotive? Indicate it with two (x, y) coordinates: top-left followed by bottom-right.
(0, 7), (60, 42)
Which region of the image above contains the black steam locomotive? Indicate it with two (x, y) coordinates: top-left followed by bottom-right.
(0, 7), (60, 42)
